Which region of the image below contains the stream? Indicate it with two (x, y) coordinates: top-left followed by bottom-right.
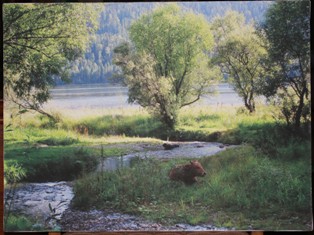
(5, 141), (235, 231)
(99, 141), (232, 171)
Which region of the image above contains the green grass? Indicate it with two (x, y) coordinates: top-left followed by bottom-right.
(5, 104), (279, 143)
(5, 214), (39, 231)
(72, 145), (311, 230)
(4, 104), (312, 230)
(5, 145), (99, 182)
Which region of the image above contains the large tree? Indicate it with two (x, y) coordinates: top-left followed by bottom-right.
(113, 4), (220, 129)
(259, 1), (310, 129)
(3, 3), (102, 120)
(211, 10), (267, 113)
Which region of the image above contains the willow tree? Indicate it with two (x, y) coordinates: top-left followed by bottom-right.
(3, 3), (102, 120)
(211, 11), (267, 113)
(114, 4), (220, 129)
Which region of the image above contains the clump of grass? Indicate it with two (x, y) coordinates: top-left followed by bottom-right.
(5, 214), (37, 231)
(69, 115), (163, 137)
(72, 157), (173, 211)
(202, 146), (311, 212)
(72, 145), (311, 230)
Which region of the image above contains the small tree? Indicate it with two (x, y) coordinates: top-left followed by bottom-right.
(113, 4), (220, 129)
(259, 1), (310, 129)
(211, 11), (267, 113)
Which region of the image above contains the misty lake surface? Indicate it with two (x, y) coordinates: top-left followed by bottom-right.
(45, 83), (245, 110)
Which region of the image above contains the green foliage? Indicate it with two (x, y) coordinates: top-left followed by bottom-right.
(259, 1), (310, 129)
(211, 10), (267, 113)
(4, 162), (26, 185)
(266, 86), (311, 130)
(261, 1), (310, 64)
(114, 4), (220, 129)
(3, 3), (102, 118)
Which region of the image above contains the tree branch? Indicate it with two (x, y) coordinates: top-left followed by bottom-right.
(6, 41), (54, 59)
(180, 94), (201, 108)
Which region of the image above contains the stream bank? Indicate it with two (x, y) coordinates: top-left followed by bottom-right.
(60, 208), (231, 231)
(5, 141), (235, 231)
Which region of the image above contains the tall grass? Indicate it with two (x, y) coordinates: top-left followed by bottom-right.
(72, 145), (311, 229)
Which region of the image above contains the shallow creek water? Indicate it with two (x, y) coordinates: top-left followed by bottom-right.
(5, 181), (74, 229)
(6, 141), (235, 231)
(99, 141), (232, 171)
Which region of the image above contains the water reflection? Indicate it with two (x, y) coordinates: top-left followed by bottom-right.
(98, 156), (130, 171)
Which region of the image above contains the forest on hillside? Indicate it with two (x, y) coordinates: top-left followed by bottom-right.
(66, 2), (272, 85)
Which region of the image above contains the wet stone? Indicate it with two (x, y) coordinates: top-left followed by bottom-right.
(43, 195), (55, 201)
(32, 198), (42, 202)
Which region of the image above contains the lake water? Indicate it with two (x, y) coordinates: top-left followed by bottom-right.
(45, 83), (246, 110)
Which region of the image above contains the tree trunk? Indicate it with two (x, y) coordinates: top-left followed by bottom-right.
(244, 96), (255, 113)
(293, 86), (306, 129)
(162, 113), (176, 130)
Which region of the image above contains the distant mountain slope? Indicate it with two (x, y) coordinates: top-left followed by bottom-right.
(66, 1), (272, 85)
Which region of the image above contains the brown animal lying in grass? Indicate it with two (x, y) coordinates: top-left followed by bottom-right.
(169, 160), (206, 185)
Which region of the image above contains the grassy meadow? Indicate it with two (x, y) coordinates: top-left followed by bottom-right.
(4, 103), (312, 230)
